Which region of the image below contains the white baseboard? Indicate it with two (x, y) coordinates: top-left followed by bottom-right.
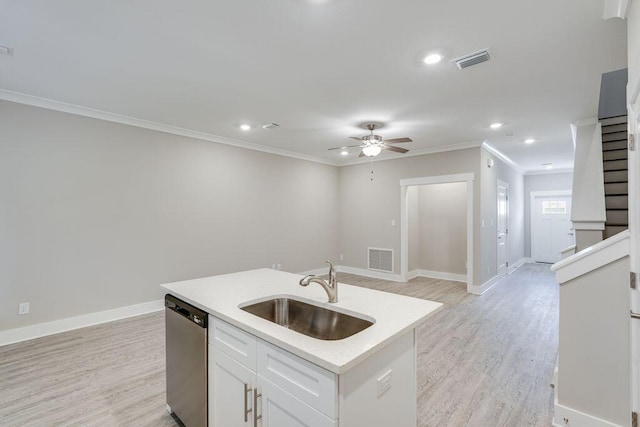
(408, 269), (466, 283)
(467, 275), (500, 295)
(553, 403), (622, 427)
(335, 265), (404, 282)
(508, 257), (532, 274)
(0, 299), (164, 347)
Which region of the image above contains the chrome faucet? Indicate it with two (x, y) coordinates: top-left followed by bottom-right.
(299, 260), (338, 303)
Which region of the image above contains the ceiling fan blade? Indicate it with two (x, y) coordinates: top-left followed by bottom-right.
(328, 144), (363, 151)
(384, 145), (409, 154)
(358, 151), (366, 157)
(384, 137), (412, 144)
(350, 136), (364, 141)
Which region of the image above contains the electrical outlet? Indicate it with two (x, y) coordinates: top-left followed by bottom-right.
(377, 369), (392, 397)
(271, 264), (276, 270)
(18, 302), (30, 315)
(391, 219), (396, 226)
(339, 254), (344, 261)
(276, 263), (281, 270)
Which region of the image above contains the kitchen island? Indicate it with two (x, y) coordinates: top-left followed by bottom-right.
(162, 268), (442, 426)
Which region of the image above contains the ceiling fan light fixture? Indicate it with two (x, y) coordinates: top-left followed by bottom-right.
(490, 122), (503, 129)
(340, 150), (349, 156)
(363, 134), (383, 144)
(362, 145), (382, 157)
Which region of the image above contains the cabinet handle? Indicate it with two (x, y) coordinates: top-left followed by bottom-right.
(244, 383), (253, 422)
(253, 388), (262, 426)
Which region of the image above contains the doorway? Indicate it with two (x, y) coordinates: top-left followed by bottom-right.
(530, 190), (574, 263)
(497, 180), (509, 278)
(400, 173), (474, 290)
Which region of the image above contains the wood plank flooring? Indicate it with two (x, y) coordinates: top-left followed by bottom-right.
(0, 263), (557, 426)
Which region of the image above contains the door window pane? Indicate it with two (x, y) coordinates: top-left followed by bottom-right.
(541, 200), (567, 214)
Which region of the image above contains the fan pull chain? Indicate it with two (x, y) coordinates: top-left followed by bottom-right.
(370, 157), (374, 182)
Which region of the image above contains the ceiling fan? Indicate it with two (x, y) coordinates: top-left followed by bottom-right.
(329, 123), (412, 157)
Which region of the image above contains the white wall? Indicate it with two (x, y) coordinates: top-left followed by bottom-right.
(0, 100), (339, 330)
(411, 183), (466, 275)
(338, 148), (482, 284)
(480, 149), (525, 277)
(524, 172), (573, 257)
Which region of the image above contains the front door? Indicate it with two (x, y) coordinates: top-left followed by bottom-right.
(531, 194), (574, 263)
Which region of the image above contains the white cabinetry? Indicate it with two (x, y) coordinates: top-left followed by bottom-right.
(208, 315), (416, 427)
(209, 316), (336, 427)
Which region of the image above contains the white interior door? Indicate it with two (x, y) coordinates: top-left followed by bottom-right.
(497, 182), (509, 277)
(531, 194), (574, 263)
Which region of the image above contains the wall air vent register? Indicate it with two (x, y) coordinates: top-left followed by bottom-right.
(368, 248), (394, 273)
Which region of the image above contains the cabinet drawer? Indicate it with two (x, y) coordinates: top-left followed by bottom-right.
(209, 316), (257, 370)
(257, 340), (336, 418)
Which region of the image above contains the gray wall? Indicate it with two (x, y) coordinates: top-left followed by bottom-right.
(0, 100), (339, 330)
(524, 172), (573, 257)
(480, 149), (525, 276)
(338, 148), (483, 284)
(407, 183), (466, 275)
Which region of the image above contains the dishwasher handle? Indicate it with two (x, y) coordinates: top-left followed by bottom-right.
(165, 294), (208, 328)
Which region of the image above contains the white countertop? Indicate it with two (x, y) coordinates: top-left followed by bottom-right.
(161, 268), (442, 374)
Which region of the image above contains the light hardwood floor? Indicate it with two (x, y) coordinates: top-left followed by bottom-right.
(0, 263), (557, 426)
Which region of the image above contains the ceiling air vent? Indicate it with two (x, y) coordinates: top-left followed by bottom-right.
(451, 48), (491, 70)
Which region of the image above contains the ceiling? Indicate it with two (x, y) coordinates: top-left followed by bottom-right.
(0, 0), (628, 172)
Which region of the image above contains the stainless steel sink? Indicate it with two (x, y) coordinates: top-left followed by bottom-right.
(240, 297), (374, 340)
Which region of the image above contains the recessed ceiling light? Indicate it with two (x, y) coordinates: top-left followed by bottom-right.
(340, 150), (349, 156)
(490, 122), (503, 129)
(423, 53), (443, 65)
(525, 138), (535, 144)
(240, 124), (251, 131)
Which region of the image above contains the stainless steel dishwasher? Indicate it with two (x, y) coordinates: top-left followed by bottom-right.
(165, 294), (208, 426)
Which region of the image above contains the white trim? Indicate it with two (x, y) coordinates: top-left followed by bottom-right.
(553, 402), (623, 427)
(551, 229), (630, 283)
(338, 141), (483, 167)
(467, 275), (500, 295)
(336, 265), (403, 282)
(408, 269), (467, 283)
(603, 0), (630, 20)
(524, 168), (574, 176)
(572, 220), (606, 231)
(0, 299), (164, 347)
(507, 257), (531, 274)
(482, 142), (525, 174)
(559, 246), (577, 259)
(399, 173), (475, 293)
(0, 89), (335, 166)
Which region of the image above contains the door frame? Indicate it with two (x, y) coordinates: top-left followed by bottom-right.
(530, 190), (573, 262)
(497, 180), (510, 279)
(400, 173), (474, 291)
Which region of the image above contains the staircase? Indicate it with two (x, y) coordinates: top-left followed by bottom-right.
(601, 115), (629, 239)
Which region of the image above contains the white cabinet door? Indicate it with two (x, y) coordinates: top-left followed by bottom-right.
(210, 348), (255, 427)
(257, 376), (336, 427)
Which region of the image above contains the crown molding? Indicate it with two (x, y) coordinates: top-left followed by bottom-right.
(524, 167), (574, 176)
(481, 141), (525, 175)
(0, 89), (337, 167)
